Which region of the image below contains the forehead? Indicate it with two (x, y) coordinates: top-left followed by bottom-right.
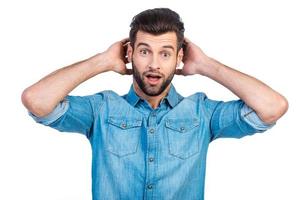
(134, 31), (177, 49)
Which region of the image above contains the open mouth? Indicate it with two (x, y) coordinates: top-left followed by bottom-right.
(145, 73), (162, 85)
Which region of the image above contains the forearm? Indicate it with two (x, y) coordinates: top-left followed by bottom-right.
(22, 53), (109, 117)
(202, 58), (288, 123)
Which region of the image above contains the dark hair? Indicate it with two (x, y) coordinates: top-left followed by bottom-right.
(129, 8), (185, 51)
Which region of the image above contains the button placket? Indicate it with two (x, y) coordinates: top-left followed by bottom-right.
(145, 111), (157, 197)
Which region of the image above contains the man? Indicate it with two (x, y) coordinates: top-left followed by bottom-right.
(22, 8), (288, 200)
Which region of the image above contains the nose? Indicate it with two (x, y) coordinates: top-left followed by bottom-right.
(148, 56), (160, 70)
(148, 54), (160, 70)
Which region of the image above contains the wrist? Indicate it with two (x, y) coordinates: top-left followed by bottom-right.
(195, 56), (220, 77)
(88, 53), (112, 74)
(202, 57), (226, 81)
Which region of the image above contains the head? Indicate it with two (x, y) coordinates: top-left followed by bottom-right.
(127, 8), (185, 97)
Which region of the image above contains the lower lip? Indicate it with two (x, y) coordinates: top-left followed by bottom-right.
(146, 76), (161, 85)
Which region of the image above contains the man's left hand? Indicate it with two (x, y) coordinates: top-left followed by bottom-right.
(176, 38), (211, 76)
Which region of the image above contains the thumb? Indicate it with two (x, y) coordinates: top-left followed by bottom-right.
(119, 64), (133, 75)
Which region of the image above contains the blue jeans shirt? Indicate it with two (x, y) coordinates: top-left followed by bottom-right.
(30, 84), (274, 200)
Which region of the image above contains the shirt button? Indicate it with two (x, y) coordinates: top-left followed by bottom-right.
(147, 184), (153, 190)
(149, 128), (155, 134)
(151, 113), (156, 117)
(121, 123), (127, 128)
(149, 157), (154, 162)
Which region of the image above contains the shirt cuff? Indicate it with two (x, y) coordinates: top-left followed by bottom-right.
(29, 99), (69, 125)
(241, 103), (275, 131)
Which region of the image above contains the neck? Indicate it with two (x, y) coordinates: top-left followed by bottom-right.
(133, 82), (171, 109)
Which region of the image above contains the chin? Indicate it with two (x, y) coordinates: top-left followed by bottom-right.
(143, 82), (170, 97)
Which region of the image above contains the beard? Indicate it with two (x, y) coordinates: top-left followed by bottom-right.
(132, 61), (176, 96)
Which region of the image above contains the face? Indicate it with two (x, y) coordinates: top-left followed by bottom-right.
(128, 31), (183, 96)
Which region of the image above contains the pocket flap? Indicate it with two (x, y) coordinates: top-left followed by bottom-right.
(108, 117), (142, 129)
(166, 118), (200, 133)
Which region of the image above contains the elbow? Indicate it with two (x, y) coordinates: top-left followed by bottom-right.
(21, 88), (51, 117)
(280, 96), (289, 115)
(260, 96), (289, 124)
(274, 95), (289, 120)
(21, 88), (33, 110)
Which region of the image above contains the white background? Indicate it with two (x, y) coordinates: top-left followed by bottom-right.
(1, 0), (299, 199)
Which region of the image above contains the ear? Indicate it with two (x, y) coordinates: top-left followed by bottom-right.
(127, 44), (133, 63)
(176, 48), (184, 67)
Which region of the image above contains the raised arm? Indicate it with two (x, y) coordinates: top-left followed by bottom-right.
(21, 39), (132, 117)
(177, 38), (288, 124)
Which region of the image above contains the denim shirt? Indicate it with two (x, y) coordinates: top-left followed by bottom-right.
(30, 84), (274, 200)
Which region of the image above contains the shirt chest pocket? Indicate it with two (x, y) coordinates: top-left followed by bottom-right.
(106, 117), (142, 157)
(166, 118), (200, 159)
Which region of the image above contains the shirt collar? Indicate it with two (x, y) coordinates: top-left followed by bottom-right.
(126, 84), (183, 108)
(164, 84), (183, 108)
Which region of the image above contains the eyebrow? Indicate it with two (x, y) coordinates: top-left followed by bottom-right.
(136, 42), (175, 51)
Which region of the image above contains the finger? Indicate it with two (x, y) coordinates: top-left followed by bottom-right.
(175, 69), (183, 75)
(121, 39), (130, 63)
(182, 37), (191, 54)
(123, 57), (129, 64)
(121, 37), (129, 42)
(121, 38), (130, 45)
(125, 68), (133, 75)
(121, 51), (129, 64)
(121, 38), (130, 56)
(183, 37), (191, 44)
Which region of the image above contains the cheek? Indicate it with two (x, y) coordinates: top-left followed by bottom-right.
(166, 60), (177, 72)
(133, 55), (149, 69)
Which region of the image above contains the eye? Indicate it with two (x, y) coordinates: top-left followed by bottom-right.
(139, 49), (149, 56)
(161, 51), (171, 58)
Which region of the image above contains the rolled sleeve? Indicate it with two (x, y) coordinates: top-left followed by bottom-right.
(29, 99), (69, 126)
(207, 98), (275, 140)
(241, 104), (275, 132)
(27, 94), (104, 137)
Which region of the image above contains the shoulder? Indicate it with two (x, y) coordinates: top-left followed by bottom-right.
(184, 92), (228, 116)
(66, 90), (123, 111)
(186, 92), (207, 102)
(186, 92), (221, 107)
(85, 90), (121, 102)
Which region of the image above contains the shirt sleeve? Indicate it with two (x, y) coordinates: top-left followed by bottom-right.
(29, 98), (69, 125)
(29, 93), (104, 137)
(240, 103), (275, 131)
(205, 98), (275, 141)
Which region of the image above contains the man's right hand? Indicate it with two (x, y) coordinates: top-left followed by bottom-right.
(100, 38), (133, 75)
